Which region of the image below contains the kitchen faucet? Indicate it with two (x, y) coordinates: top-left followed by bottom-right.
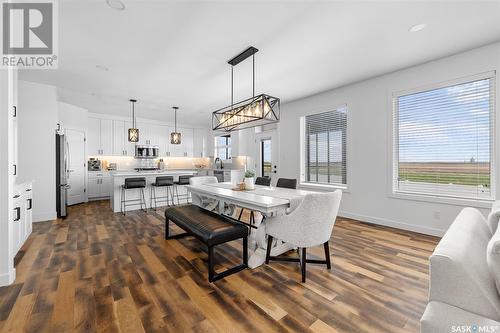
(214, 157), (223, 169)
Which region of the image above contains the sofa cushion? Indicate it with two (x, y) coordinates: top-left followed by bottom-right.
(429, 207), (500, 321)
(487, 225), (500, 296)
(488, 200), (500, 233)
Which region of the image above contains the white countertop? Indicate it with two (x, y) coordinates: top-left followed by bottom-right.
(110, 169), (198, 177)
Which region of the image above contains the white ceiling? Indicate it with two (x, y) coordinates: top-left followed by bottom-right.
(20, 0), (500, 126)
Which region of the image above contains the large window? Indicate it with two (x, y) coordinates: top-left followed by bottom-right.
(215, 134), (231, 160)
(393, 74), (495, 200)
(304, 106), (347, 186)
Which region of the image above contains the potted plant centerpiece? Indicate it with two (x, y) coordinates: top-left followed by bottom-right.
(244, 170), (256, 190)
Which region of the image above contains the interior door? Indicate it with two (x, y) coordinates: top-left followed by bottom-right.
(66, 129), (86, 205)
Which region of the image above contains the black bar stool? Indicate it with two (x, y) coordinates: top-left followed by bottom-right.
(150, 176), (174, 210)
(121, 177), (147, 215)
(174, 175), (193, 205)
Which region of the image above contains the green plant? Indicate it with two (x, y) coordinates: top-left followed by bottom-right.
(245, 170), (255, 178)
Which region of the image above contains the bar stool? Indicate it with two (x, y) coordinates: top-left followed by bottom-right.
(121, 177), (147, 215)
(174, 175), (193, 205)
(150, 176), (174, 210)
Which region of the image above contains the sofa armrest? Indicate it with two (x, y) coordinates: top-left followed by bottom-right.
(421, 301), (500, 333)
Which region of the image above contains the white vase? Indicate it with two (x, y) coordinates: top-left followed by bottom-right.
(244, 177), (255, 190)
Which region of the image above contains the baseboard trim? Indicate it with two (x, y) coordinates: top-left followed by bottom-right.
(0, 268), (16, 286)
(339, 210), (445, 237)
(33, 211), (57, 223)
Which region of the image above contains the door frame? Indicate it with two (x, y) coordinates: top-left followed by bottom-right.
(65, 128), (88, 204)
(255, 129), (279, 183)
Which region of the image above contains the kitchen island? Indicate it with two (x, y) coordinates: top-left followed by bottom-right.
(110, 170), (198, 212)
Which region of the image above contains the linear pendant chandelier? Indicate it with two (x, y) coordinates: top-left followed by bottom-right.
(128, 99), (139, 142)
(212, 46), (280, 132)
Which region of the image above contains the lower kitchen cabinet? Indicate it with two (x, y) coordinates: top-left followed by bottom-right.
(11, 182), (32, 260)
(88, 172), (111, 200)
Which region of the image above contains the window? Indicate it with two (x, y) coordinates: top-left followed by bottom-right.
(215, 134), (231, 160)
(393, 74), (495, 200)
(304, 106), (347, 186)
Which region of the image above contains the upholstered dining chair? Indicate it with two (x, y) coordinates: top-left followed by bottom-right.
(189, 176), (219, 210)
(265, 190), (342, 282)
(237, 176), (271, 227)
(255, 176), (272, 186)
(276, 178), (297, 189)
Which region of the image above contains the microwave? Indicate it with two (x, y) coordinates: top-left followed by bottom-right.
(135, 145), (159, 159)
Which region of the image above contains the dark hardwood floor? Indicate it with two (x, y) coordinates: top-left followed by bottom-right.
(0, 200), (439, 333)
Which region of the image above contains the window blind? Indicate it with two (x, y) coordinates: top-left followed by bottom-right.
(393, 75), (495, 200)
(305, 106), (347, 186)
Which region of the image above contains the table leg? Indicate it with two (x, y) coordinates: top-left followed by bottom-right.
(248, 209), (296, 269)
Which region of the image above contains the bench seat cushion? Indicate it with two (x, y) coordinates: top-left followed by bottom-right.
(165, 205), (247, 247)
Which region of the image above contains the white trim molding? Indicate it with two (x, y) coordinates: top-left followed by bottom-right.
(0, 268), (16, 287)
(33, 211), (57, 223)
(339, 210), (446, 237)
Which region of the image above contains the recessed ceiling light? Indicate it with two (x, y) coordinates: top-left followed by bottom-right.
(106, 0), (125, 11)
(96, 64), (109, 71)
(409, 23), (427, 33)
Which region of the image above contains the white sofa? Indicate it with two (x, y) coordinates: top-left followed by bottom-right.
(420, 206), (500, 332)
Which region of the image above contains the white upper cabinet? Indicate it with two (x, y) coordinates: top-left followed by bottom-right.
(124, 121), (135, 156)
(136, 122), (151, 145)
(87, 117), (101, 156)
(88, 117), (113, 156)
(87, 115), (199, 157)
(100, 119), (113, 155)
(193, 128), (212, 158)
(112, 120), (135, 156)
(112, 120), (129, 156)
(183, 127), (194, 157)
(172, 127), (193, 157)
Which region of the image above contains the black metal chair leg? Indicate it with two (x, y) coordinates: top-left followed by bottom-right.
(301, 248), (307, 283)
(149, 186), (152, 210)
(208, 246), (215, 282)
(121, 187), (126, 215)
(265, 235), (273, 264)
(175, 185), (180, 205)
(238, 208), (244, 221)
(165, 219), (169, 239)
(140, 188), (146, 212)
(324, 241), (331, 269)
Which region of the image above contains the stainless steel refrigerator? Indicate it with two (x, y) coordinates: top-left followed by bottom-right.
(56, 134), (70, 218)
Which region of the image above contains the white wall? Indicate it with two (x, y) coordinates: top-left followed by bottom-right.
(18, 81), (58, 222)
(279, 42), (500, 236)
(58, 101), (88, 132)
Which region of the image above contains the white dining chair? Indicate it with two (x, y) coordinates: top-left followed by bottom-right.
(189, 176), (219, 210)
(265, 190), (342, 282)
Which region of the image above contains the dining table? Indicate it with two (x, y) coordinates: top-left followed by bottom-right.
(185, 182), (318, 268)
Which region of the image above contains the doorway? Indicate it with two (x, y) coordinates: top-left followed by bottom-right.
(256, 129), (279, 184)
(66, 129), (86, 205)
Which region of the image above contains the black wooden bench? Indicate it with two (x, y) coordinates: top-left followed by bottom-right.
(165, 205), (248, 282)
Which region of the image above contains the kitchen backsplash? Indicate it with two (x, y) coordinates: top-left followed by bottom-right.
(90, 156), (249, 171)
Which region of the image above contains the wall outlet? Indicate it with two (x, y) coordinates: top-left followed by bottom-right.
(433, 211), (441, 220)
